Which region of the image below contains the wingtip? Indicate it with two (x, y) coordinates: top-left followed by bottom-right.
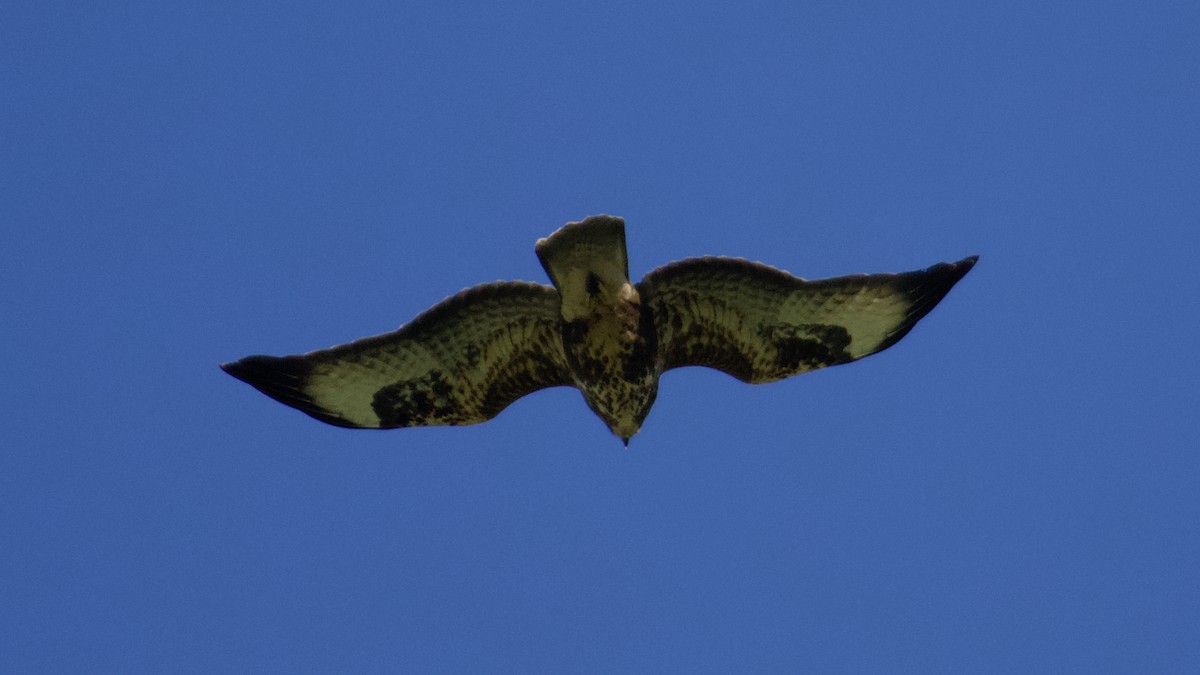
(219, 359), (245, 381)
(950, 255), (979, 284)
(867, 254), (979, 355)
(931, 255), (979, 286)
(220, 354), (287, 387)
(220, 354), (366, 429)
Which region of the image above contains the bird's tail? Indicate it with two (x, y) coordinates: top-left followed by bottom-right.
(535, 215), (630, 314)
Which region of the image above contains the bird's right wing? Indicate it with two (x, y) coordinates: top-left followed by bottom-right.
(637, 256), (977, 384)
(221, 282), (573, 428)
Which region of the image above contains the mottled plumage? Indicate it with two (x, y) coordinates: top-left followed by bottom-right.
(222, 215), (977, 443)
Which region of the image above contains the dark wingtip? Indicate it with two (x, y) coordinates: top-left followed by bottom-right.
(220, 354), (304, 391)
(219, 358), (250, 381)
(932, 255), (978, 291)
(220, 354), (362, 428)
(874, 255), (979, 353)
(932, 254), (978, 280)
(925, 254), (978, 291)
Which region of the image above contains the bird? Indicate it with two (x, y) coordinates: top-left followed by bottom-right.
(222, 215), (977, 444)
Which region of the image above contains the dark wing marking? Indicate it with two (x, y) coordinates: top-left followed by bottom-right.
(637, 256), (977, 383)
(221, 282), (573, 428)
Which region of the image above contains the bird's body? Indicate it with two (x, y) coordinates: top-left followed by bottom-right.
(535, 217), (657, 441)
(223, 215), (977, 443)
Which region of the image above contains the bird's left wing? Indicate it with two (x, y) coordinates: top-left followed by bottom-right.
(221, 282), (573, 429)
(637, 256), (977, 384)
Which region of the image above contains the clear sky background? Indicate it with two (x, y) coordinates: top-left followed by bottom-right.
(4, 1), (1198, 672)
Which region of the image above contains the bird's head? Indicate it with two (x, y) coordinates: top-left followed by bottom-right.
(581, 375), (658, 446)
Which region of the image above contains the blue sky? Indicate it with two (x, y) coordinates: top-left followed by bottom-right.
(3, 1), (1198, 672)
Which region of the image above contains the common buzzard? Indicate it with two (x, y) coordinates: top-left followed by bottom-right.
(222, 215), (976, 444)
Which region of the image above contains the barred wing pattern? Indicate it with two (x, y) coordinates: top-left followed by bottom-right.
(637, 256), (978, 383)
(221, 282), (572, 428)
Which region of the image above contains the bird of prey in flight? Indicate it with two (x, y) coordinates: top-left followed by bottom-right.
(222, 215), (976, 444)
